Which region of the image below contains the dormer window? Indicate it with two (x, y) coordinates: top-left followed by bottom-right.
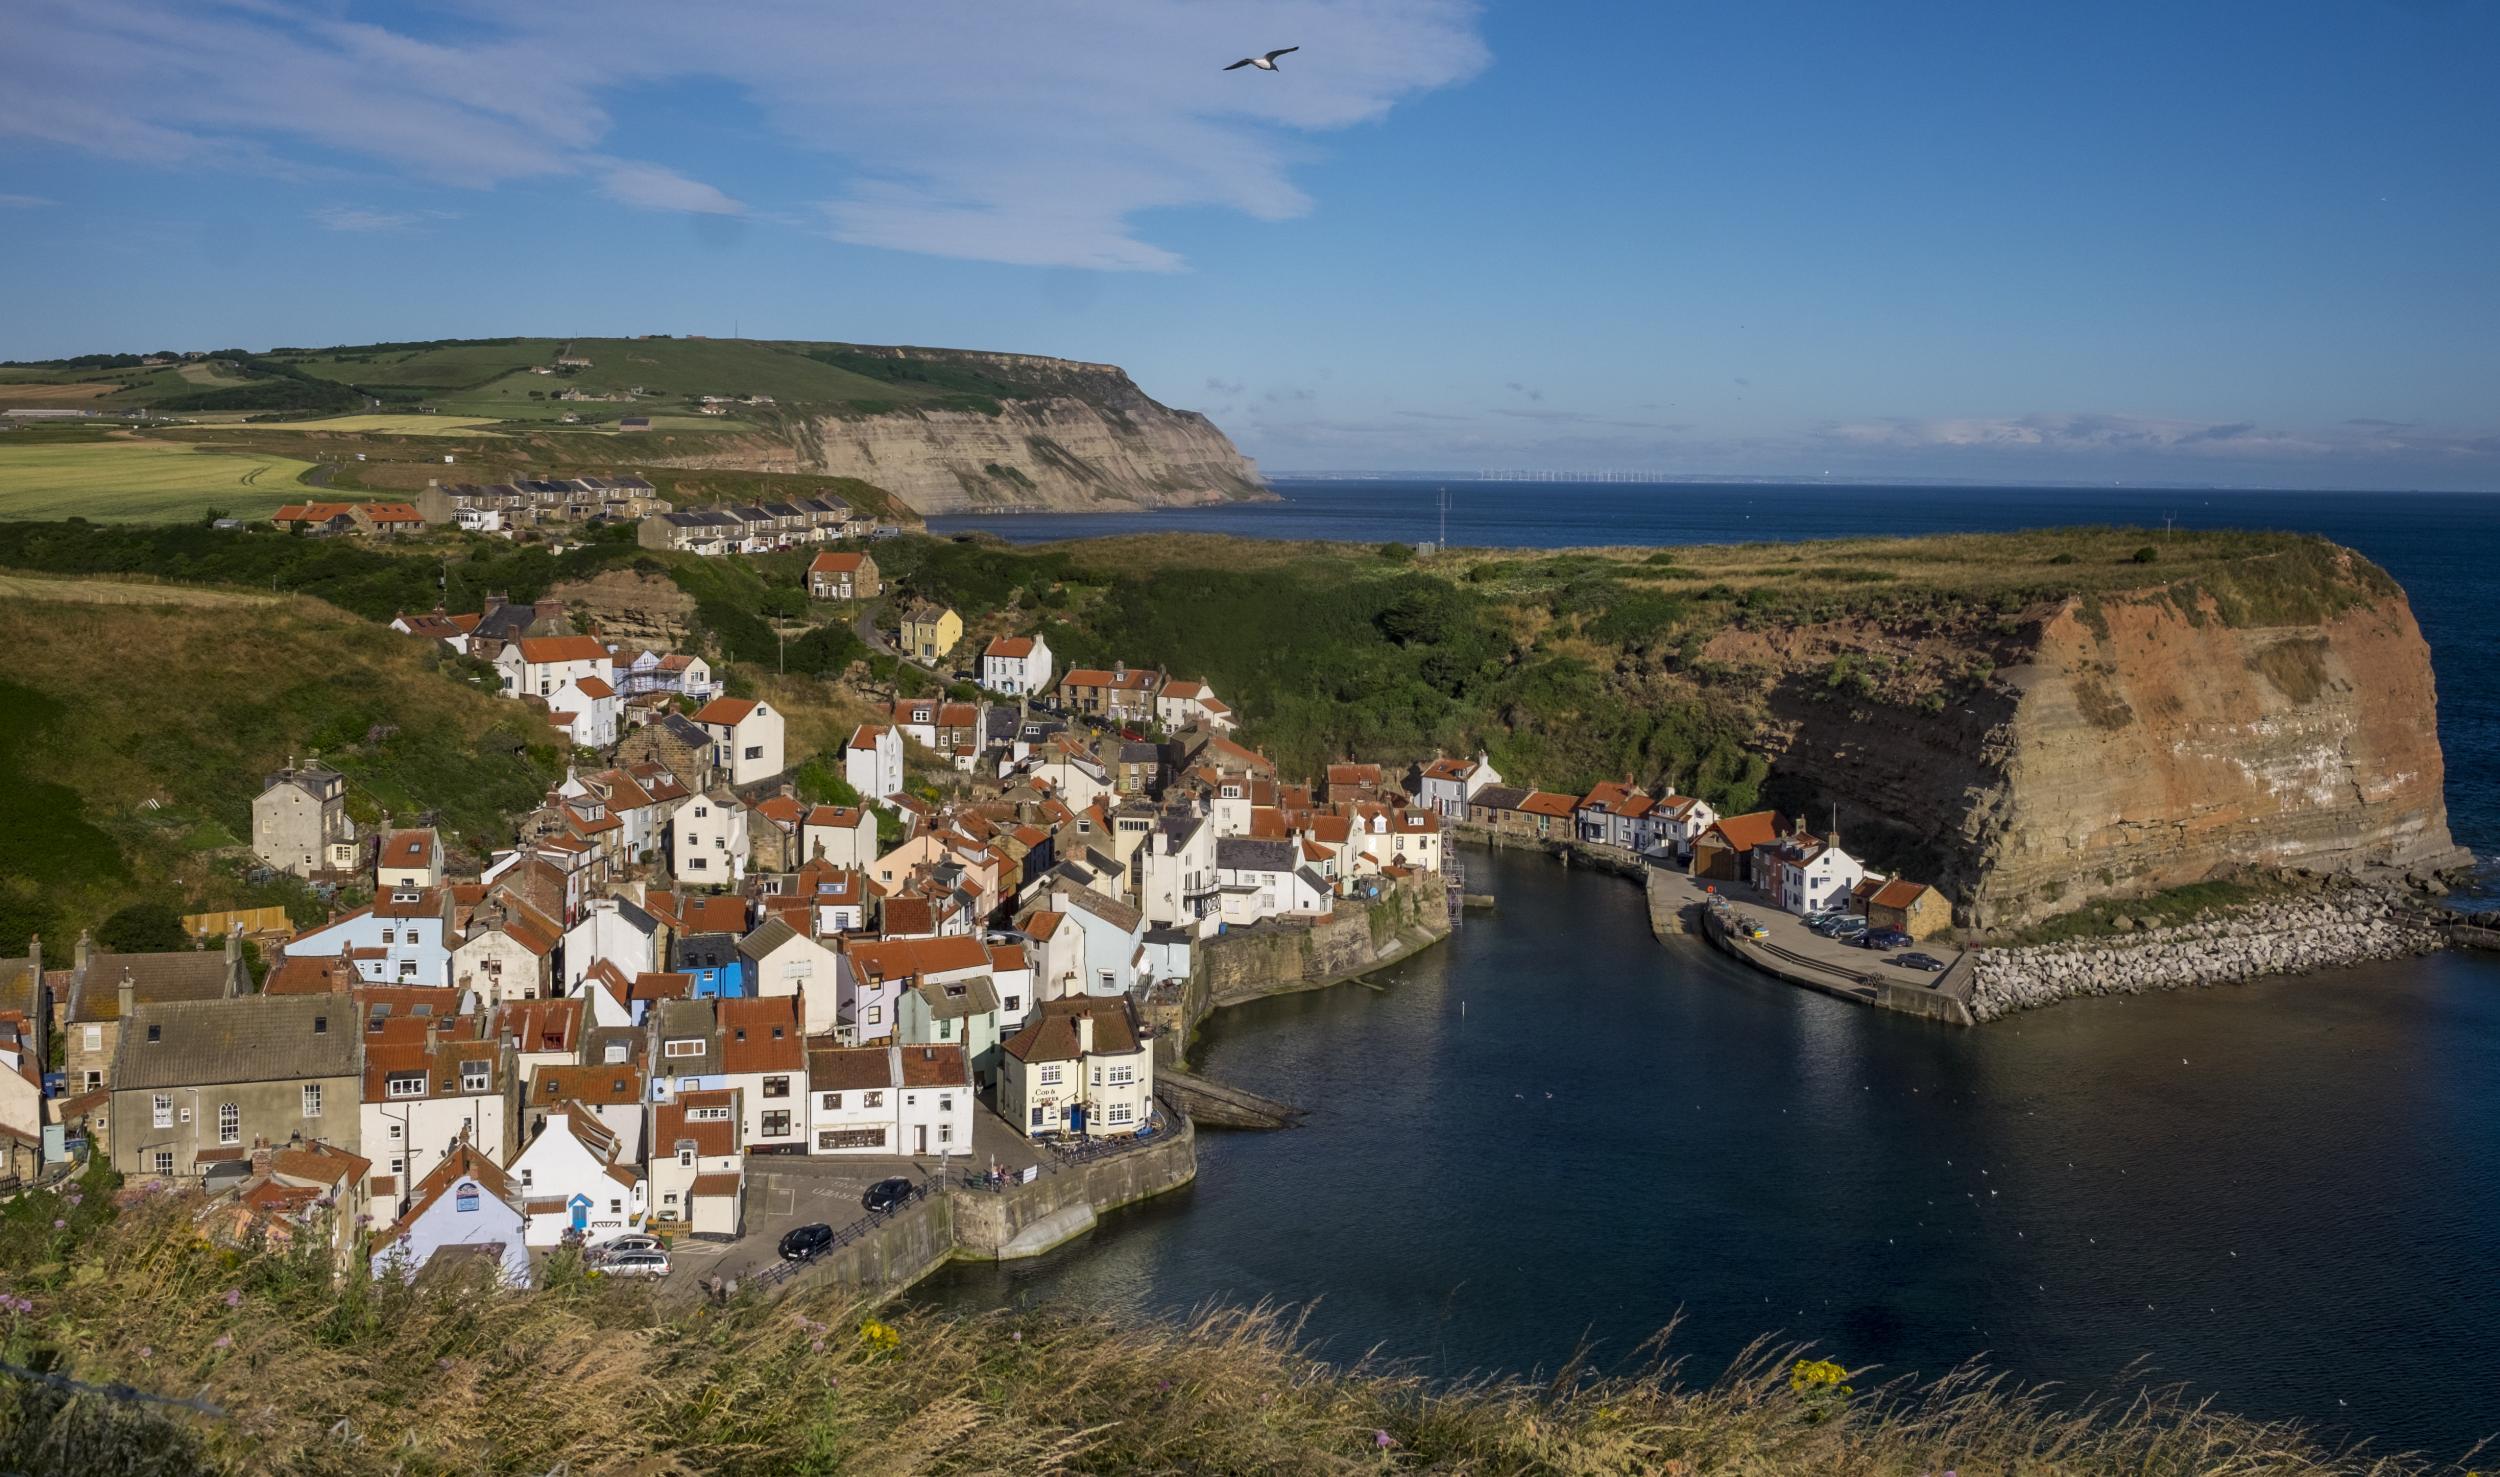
(145, 1024), (160, 1044)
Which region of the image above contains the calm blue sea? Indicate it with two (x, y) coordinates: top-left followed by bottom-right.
(934, 481), (2500, 869)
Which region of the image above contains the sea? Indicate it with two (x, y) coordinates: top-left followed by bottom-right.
(919, 482), (2500, 1456)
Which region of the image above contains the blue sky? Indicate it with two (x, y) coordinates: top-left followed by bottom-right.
(3, 0), (2496, 489)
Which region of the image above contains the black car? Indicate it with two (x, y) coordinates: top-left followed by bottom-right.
(1894, 952), (1949, 972)
(862, 1177), (915, 1214)
(778, 1223), (835, 1262)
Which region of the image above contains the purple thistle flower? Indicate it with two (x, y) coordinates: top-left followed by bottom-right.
(1375, 1429), (1396, 1449)
(212, 1334), (232, 1350)
(222, 1289), (242, 1308)
(50, 1219), (63, 1230)
(136, 1346), (151, 1360)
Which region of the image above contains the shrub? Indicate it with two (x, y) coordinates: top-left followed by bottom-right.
(2131, 545), (2159, 564)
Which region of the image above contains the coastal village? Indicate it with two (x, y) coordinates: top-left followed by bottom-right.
(0, 481), (1980, 1292)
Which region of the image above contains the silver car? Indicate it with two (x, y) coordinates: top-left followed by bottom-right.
(589, 1234), (666, 1261)
(598, 1250), (672, 1278)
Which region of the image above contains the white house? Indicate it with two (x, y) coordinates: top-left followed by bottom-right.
(837, 935), (992, 1047)
(1654, 795), (1721, 858)
(1415, 752), (1502, 823)
(981, 634), (1053, 697)
(805, 1042), (903, 1154)
(693, 697), (784, 788)
(801, 804), (880, 871)
(1761, 839), (1868, 917)
(507, 1104), (646, 1248)
(560, 896), (661, 994)
(1212, 838), (1333, 926)
(497, 635), (609, 702)
(999, 997), (1154, 1141)
(361, 1024), (516, 1219)
(546, 674), (619, 750)
(1137, 811), (1220, 933)
(791, 861), (873, 937)
(370, 1145), (530, 1287)
(1156, 678), (1234, 733)
(375, 829), (444, 891)
(717, 995), (807, 1153)
(843, 724), (904, 802)
(286, 888), (451, 987)
(894, 1042), (974, 1159)
(649, 1088), (744, 1237)
(670, 785), (750, 887)
(447, 896), (560, 1006)
(1352, 805), (1444, 876)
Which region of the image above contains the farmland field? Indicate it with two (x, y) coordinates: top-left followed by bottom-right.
(0, 440), (314, 521)
(273, 414), (505, 436)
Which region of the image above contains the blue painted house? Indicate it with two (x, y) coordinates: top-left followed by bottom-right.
(672, 934), (749, 999)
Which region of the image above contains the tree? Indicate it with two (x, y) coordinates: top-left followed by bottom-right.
(97, 901), (188, 953)
(2131, 546), (2160, 564)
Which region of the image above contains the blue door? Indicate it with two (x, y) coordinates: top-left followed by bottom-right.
(1068, 1104), (1087, 1135)
(569, 1194), (591, 1233)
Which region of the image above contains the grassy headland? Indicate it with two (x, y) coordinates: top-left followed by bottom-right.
(0, 1175), (2469, 1475)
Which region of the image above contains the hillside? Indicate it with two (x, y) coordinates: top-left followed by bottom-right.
(0, 337), (1270, 515)
(0, 521), (2458, 937)
(0, 573), (564, 955)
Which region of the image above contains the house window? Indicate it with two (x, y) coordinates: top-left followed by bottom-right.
(693, 805), (708, 819)
(83, 1026), (101, 1051)
(152, 1150), (174, 1175)
(455, 1185), (479, 1213)
(461, 1061), (490, 1093)
(763, 1076), (789, 1099)
(821, 1092), (841, 1110)
(1029, 1106), (1045, 1127)
(387, 1073), (426, 1098)
(677, 1149), (694, 1167)
(381, 929), (395, 943)
(303, 1084), (322, 1118)
(688, 1106), (732, 1122)
(1106, 1103), (1134, 1126)
(1107, 1065), (1135, 1086)
(664, 1039), (703, 1059)
(939, 1122), (954, 1145)
(865, 1006), (882, 1026)
(744, 746), (763, 761)
(863, 1090), (884, 1109)
(82, 1071), (99, 1092)
(152, 1094), (172, 1128)
(938, 1094), (953, 1113)
(389, 1157), (404, 1175)
(217, 1102), (240, 1145)
(1004, 995), (1022, 1013)
(688, 857), (707, 872)
(1039, 1065), (1062, 1086)
(762, 1111), (791, 1137)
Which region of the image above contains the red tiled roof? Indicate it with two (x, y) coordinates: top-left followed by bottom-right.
(717, 995), (802, 1074)
(1870, 878), (1937, 910)
(693, 697), (760, 726)
(985, 636), (1037, 658)
(1700, 811), (1785, 852)
(513, 636), (607, 664)
(808, 552), (868, 574)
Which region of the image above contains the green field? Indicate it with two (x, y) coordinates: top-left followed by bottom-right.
(0, 440), (315, 520)
(276, 413), (505, 436)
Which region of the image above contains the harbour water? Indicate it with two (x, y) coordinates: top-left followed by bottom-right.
(922, 481), (2500, 1454)
(920, 846), (2500, 1455)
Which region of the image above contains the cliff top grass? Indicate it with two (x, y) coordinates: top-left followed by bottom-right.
(1, 1177), (2475, 1476)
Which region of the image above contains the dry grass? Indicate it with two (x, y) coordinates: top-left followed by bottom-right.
(0, 1195), (2475, 1476)
(0, 571), (281, 607)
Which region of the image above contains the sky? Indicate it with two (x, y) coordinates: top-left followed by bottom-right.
(3, 0), (2497, 490)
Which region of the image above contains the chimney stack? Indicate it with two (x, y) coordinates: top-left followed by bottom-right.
(1076, 1012), (1095, 1055)
(117, 967), (135, 1025)
(74, 928), (93, 974)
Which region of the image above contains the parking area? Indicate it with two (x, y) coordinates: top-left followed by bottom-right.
(672, 1104), (1045, 1283)
(1677, 873), (1963, 991)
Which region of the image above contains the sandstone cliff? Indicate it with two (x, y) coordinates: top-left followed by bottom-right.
(649, 351), (1268, 515)
(1724, 551), (2465, 929)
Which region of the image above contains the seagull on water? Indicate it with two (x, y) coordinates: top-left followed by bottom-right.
(1224, 47), (1300, 72)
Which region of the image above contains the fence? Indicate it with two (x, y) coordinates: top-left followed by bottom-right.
(741, 1177), (936, 1293)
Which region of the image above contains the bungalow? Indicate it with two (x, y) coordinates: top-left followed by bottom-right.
(806, 551), (880, 601)
(693, 696), (785, 788)
(371, 1144), (531, 1287)
(1863, 878), (1953, 939)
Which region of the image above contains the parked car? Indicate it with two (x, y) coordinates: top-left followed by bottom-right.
(779, 1223), (837, 1262)
(599, 1250), (672, 1278)
(1859, 928), (1913, 950)
(862, 1177), (915, 1214)
(588, 1234), (665, 1261)
(1825, 916), (1869, 939)
(1894, 952), (1949, 972)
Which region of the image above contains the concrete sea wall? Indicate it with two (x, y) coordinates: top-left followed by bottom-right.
(1967, 886), (2446, 1021)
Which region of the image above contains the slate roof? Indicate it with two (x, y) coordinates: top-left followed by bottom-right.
(1216, 837), (1299, 873)
(70, 949), (238, 1023)
(911, 974), (999, 1021)
(114, 992), (358, 1091)
(1002, 997), (1142, 1065)
(807, 1042), (896, 1093)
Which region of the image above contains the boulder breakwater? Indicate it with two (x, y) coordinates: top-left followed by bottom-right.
(1967, 884), (2447, 1021)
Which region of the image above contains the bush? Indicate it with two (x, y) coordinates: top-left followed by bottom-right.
(2131, 545), (2159, 564)
(97, 901), (188, 953)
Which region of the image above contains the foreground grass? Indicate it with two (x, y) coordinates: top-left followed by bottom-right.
(0, 1185), (2474, 1476)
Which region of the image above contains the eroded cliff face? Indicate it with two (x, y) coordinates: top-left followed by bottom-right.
(652, 355), (1268, 514)
(1730, 570), (2462, 929)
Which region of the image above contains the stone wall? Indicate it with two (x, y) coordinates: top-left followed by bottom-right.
(1967, 886), (2446, 1021)
(1198, 876), (1451, 1014)
(807, 1190), (957, 1296)
(949, 1117), (1199, 1260)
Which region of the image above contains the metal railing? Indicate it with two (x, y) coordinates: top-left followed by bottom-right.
(742, 1177), (936, 1292)
(1044, 1111), (1172, 1166)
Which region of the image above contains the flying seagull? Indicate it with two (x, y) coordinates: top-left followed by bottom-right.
(1225, 47), (1299, 72)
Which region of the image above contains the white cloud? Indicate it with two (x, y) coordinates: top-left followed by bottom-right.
(0, 0), (1486, 269)
(0, 193), (53, 208)
(309, 204), (457, 233)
